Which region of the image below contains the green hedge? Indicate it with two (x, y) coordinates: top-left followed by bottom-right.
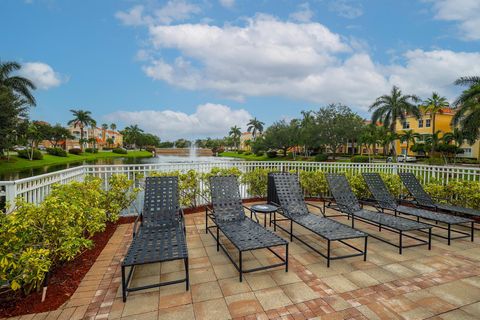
(113, 148), (127, 154)
(17, 149), (43, 160)
(68, 148), (82, 155)
(84, 148), (98, 154)
(46, 147), (67, 157)
(0, 175), (138, 294)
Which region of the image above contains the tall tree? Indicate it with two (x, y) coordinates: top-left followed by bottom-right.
(68, 110), (96, 150)
(316, 104), (363, 159)
(423, 92), (449, 135)
(228, 125), (242, 150)
(101, 123), (108, 130)
(0, 61), (36, 106)
(452, 76), (480, 143)
(262, 120), (296, 156)
(110, 123), (117, 131)
(0, 88), (29, 157)
(369, 86), (420, 158)
(247, 118), (264, 141)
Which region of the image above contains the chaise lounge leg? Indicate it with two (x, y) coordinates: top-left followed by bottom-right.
(327, 240), (331, 268)
(290, 220), (293, 242)
(184, 258), (189, 291)
(239, 251), (243, 282)
(285, 243), (289, 272)
(205, 208), (208, 234)
(121, 265), (127, 302)
(364, 237), (368, 261)
(471, 222), (475, 242)
(216, 227), (220, 252)
(448, 224), (451, 246)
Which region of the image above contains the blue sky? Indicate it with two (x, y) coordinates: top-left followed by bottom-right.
(2, 0), (480, 140)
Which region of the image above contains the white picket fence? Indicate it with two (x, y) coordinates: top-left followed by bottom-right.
(1, 161), (479, 212)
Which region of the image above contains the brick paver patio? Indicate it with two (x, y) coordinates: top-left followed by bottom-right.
(5, 202), (480, 320)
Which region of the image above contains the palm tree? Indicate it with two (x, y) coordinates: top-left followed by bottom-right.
(88, 137), (97, 150)
(452, 76), (480, 143)
(0, 61), (36, 105)
(423, 92), (449, 135)
(443, 128), (465, 147)
(110, 123), (117, 131)
(106, 137), (114, 148)
(399, 130), (420, 155)
(228, 125), (242, 150)
(369, 86), (420, 158)
(424, 130), (443, 155)
(247, 118), (265, 141)
(102, 123), (108, 130)
(68, 110), (96, 150)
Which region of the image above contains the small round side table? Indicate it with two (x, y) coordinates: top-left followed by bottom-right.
(250, 204), (278, 227)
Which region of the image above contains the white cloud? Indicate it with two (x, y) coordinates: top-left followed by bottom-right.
(105, 103), (251, 140)
(120, 10), (480, 111)
(289, 3), (314, 23)
(386, 49), (480, 98)
(116, 0), (200, 26)
(115, 5), (146, 26)
(428, 0), (480, 40)
(19, 62), (64, 90)
(219, 0), (235, 9)
(329, 0), (363, 19)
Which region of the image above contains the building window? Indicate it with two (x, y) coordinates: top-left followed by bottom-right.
(426, 119), (431, 127)
(402, 122), (410, 129)
(418, 119), (423, 128)
(461, 148), (472, 156)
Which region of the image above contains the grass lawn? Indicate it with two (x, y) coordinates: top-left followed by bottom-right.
(219, 151), (314, 161)
(0, 150), (153, 175)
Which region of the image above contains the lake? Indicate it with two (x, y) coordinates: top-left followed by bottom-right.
(0, 155), (238, 181)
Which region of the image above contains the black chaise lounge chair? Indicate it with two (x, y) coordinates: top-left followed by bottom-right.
(121, 176), (189, 302)
(399, 172), (480, 218)
(268, 173), (368, 267)
(206, 175), (288, 281)
(363, 173), (474, 245)
(326, 173), (432, 254)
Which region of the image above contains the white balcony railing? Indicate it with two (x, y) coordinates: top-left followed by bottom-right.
(1, 162), (479, 212)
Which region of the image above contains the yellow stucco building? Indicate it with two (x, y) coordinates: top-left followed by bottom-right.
(395, 108), (480, 159)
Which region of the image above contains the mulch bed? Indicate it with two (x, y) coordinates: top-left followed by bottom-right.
(0, 219), (128, 318)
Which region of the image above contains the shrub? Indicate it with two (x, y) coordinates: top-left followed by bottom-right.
(84, 148), (98, 153)
(424, 179), (480, 210)
(351, 155), (370, 163)
(0, 175), (137, 294)
(113, 148), (127, 154)
(241, 168), (273, 197)
(237, 150), (245, 154)
(151, 170), (200, 207)
(145, 146), (156, 153)
(244, 151), (252, 155)
(298, 170), (328, 197)
(68, 148), (82, 155)
(46, 147), (67, 157)
(266, 150), (278, 158)
(254, 150), (264, 157)
(426, 157), (444, 165)
(17, 149), (43, 160)
(314, 153), (328, 162)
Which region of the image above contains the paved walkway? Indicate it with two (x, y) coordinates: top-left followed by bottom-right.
(6, 203), (480, 319)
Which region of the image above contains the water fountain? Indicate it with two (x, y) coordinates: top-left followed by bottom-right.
(189, 141), (198, 159)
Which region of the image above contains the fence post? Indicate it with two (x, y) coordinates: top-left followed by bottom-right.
(392, 163), (398, 175)
(5, 183), (17, 213)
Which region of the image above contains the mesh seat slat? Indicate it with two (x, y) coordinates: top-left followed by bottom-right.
(399, 172), (480, 217)
(363, 173), (472, 224)
(327, 173), (431, 231)
(269, 173), (366, 240)
(210, 176), (287, 251)
(123, 225), (188, 266)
